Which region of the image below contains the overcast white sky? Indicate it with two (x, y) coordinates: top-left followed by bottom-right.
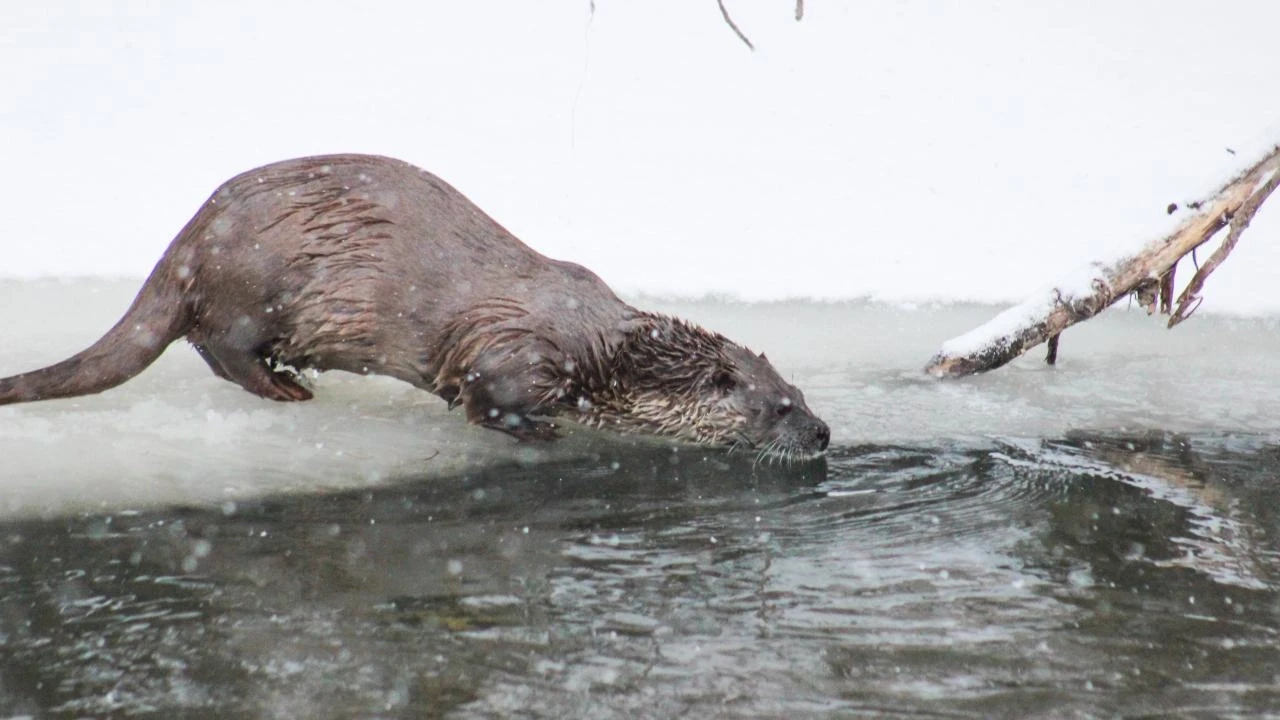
(3, 1), (1279, 312)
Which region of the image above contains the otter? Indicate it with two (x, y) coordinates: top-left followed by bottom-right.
(0, 155), (829, 460)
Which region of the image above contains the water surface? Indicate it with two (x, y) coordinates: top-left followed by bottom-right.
(2, 431), (1278, 718)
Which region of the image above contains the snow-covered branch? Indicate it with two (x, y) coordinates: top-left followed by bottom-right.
(925, 141), (1280, 378)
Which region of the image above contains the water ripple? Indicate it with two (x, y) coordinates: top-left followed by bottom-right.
(1, 432), (1279, 717)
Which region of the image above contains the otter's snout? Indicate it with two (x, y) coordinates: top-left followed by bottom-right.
(773, 414), (829, 461)
(813, 419), (830, 452)
(774, 413), (830, 460)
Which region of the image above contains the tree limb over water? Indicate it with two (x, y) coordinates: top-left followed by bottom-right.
(925, 142), (1280, 378)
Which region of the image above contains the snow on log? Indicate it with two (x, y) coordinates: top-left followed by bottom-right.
(925, 142), (1280, 379)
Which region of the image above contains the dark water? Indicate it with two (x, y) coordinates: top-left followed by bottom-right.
(2, 432), (1279, 719)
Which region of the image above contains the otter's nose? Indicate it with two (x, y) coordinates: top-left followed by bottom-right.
(814, 421), (830, 451)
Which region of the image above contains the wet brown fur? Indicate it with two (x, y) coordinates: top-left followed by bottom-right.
(0, 155), (829, 459)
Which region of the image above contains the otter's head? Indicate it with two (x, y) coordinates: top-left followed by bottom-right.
(577, 315), (829, 462)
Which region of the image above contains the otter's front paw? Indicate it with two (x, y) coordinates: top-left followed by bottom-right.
(498, 416), (560, 443)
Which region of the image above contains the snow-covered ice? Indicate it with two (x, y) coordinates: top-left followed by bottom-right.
(2, 280), (1278, 519)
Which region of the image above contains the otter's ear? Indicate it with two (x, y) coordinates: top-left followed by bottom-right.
(759, 352), (768, 361)
(711, 365), (737, 392)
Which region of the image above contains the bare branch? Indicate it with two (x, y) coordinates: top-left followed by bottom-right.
(717, 0), (755, 51)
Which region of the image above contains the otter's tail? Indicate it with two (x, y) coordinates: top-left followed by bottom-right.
(0, 263), (193, 406)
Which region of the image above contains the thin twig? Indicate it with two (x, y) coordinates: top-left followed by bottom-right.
(1045, 334), (1060, 365)
(717, 0), (755, 50)
(795, 0), (804, 21)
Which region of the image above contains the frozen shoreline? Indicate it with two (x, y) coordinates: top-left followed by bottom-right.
(1, 278), (1278, 519)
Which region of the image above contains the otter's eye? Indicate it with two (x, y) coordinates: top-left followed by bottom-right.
(712, 369), (737, 392)
(776, 397), (793, 417)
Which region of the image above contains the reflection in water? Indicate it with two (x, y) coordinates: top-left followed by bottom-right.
(1, 434), (1278, 718)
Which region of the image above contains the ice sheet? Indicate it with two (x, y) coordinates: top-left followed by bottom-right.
(2, 280), (1277, 519)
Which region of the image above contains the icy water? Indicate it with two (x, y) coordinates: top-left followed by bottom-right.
(1, 280), (1280, 718)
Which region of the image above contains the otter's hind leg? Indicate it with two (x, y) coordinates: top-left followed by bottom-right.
(197, 342), (313, 402)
